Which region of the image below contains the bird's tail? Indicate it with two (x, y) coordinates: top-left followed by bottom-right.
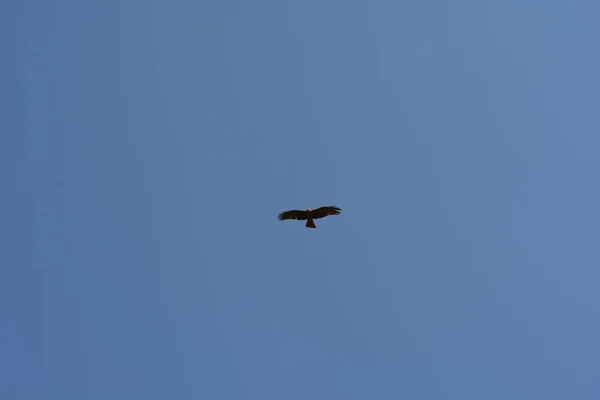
(306, 218), (316, 228)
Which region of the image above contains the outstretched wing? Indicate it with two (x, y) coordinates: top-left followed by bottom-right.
(278, 209), (309, 221)
(310, 206), (342, 219)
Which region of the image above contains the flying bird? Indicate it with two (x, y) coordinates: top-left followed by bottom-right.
(277, 206), (342, 228)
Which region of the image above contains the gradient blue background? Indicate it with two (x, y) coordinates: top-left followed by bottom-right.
(3, 1), (600, 399)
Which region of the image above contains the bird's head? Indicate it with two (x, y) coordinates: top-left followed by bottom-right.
(306, 208), (312, 212)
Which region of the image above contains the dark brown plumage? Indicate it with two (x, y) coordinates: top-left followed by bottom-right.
(277, 206), (342, 228)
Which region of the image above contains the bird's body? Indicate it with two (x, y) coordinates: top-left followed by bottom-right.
(277, 206), (341, 228)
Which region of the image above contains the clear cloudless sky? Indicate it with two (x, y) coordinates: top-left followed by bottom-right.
(2, 1), (600, 399)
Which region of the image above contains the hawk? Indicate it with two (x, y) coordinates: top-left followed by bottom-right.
(277, 206), (342, 228)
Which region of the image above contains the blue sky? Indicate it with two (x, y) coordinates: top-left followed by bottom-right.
(3, 1), (600, 399)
